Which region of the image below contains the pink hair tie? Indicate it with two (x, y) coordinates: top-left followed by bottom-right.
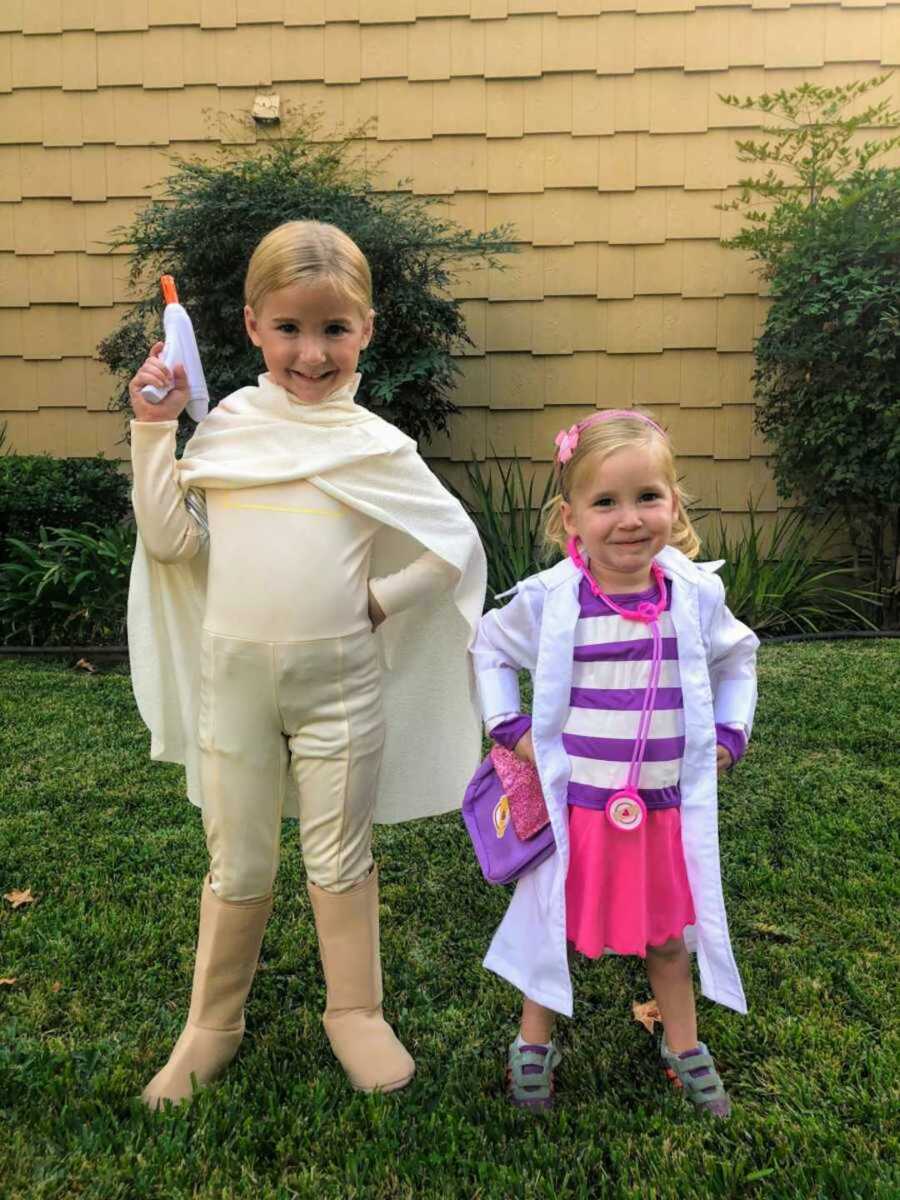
(553, 409), (667, 465)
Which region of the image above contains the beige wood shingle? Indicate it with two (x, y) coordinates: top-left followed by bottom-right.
(361, 23), (407, 78)
(113, 88), (169, 145)
(765, 7), (825, 67)
(607, 296), (663, 352)
(884, 7), (900, 65)
(472, 0), (509, 19)
(596, 243), (634, 301)
(595, 352), (635, 407)
(680, 348), (720, 407)
(149, 1), (202, 25)
(1, 359), (39, 411)
(360, 0), (416, 20)
(80, 89), (116, 142)
(97, 32), (143, 86)
(714, 404), (752, 459)
(665, 187), (720, 239)
(486, 191), (533, 241)
(143, 26), (185, 88)
(634, 241), (683, 294)
(324, 21), (361, 83)
(28, 252), (78, 302)
(0, 3), (23, 35)
(272, 25), (327, 80)
(15, 200), (84, 253)
(24, 1), (63, 36)
(663, 295), (716, 347)
(0, 252), (28, 305)
(167, 85), (219, 140)
(377, 78), (433, 137)
(433, 77), (485, 133)
(488, 244), (543, 298)
(202, 0), (237, 28)
(609, 188), (665, 243)
(485, 78), (523, 136)
(544, 351), (598, 406)
(571, 73), (614, 136)
(486, 136), (544, 193)
(418, 2), (471, 17)
(0, 145), (21, 200)
(716, 295), (756, 351)
(77, 251), (114, 305)
(450, 16), (485, 75)
(216, 25), (272, 86)
(20, 146), (72, 197)
(182, 26), (218, 84)
(484, 408), (532, 458)
(532, 188), (574, 245)
(543, 245), (597, 296)
(634, 348), (677, 406)
(726, 9), (764, 68)
(408, 17), (452, 79)
(486, 299), (532, 350)
(60, 31), (97, 91)
(12, 33), (64, 89)
(682, 240), (723, 297)
(545, 132), (598, 187)
(0, 309), (24, 355)
(650, 71), (707, 134)
(825, 8), (882, 61)
(636, 132), (685, 187)
(597, 132), (636, 191)
(524, 75), (572, 134)
(61, 2), (95, 32)
(484, 13), (541, 77)
(613, 72), (650, 132)
(684, 9), (728, 71)
(236, 0), (285, 22)
(541, 14), (597, 71)
(96, 0), (150, 33)
(597, 14), (634, 76)
(83, 198), (140, 253)
(490, 353), (545, 409)
(635, 14), (685, 70)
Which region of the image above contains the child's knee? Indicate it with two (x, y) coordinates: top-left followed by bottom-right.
(209, 865), (276, 903)
(646, 936), (686, 962)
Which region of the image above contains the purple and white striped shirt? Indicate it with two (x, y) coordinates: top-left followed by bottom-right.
(565, 574), (684, 811)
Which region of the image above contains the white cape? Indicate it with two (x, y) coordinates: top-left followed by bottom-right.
(127, 373), (487, 824)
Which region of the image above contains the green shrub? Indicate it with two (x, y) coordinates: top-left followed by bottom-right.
(720, 75), (900, 623)
(98, 115), (512, 444)
(0, 523), (135, 646)
(0, 455), (131, 552)
(699, 504), (880, 635)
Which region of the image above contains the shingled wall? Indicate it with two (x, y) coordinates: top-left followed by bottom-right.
(0, 0), (898, 523)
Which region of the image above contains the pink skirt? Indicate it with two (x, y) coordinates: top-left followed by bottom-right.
(565, 804), (695, 959)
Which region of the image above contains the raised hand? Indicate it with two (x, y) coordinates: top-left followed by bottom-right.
(128, 342), (190, 423)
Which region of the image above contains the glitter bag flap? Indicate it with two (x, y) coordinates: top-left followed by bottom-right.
(490, 745), (550, 840)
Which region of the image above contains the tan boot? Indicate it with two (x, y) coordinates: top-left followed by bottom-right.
(307, 865), (415, 1093)
(141, 877), (272, 1109)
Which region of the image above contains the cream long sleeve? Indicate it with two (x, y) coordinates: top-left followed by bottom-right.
(130, 420), (204, 564)
(368, 551), (458, 619)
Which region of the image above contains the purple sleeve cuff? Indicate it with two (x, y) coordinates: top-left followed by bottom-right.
(490, 714), (533, 752)
(715, 723), (747, 768)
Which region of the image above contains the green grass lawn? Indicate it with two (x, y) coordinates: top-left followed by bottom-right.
(1, 642), (898, 1200)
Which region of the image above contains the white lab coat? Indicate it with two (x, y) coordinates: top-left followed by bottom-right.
(471, 545), (759, 1016)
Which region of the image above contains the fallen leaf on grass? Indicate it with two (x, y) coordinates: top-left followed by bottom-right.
(51, 981), (62, 993)
(0, 978), (17, 986)
(4, 888), (35, 909)
(74, 658), (97, 673)
(632, 999), (662, 1033)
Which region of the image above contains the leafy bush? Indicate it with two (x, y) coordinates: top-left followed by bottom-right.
(0, 455), (131, 552)
(720, 76), (900, 623)
(441, 453), (561, 607)
(699, 504), (879, 636)
(98, 115), (512, 444)
(0, 523), (135, 646)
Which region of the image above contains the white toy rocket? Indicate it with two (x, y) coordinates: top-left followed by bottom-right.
(140, 275), (210, 422)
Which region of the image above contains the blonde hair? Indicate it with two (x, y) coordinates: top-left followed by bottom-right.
(542, 409), (701, 559)
(244, 220), (372, 315)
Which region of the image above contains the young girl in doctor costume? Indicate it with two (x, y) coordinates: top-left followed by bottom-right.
(471, 410), (758, 1115)
(127, 220), (485, 1108)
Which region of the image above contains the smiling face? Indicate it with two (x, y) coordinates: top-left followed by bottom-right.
(561, 442), (678, 593)
(244, 278), (374, 406)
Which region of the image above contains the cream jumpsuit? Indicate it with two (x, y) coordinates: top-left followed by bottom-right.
(131, 416), (455, 902)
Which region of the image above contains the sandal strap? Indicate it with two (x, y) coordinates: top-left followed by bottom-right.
(661, 1040), (728, 1104)
(507, 1040), (561, 1102)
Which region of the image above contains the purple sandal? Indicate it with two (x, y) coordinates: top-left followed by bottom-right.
(506, 1039), (562, 1111)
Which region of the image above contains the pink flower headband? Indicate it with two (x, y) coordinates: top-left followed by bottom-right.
(554, 410), (667, 466)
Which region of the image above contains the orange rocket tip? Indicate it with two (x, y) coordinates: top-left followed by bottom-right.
(160, 275), (179, 305)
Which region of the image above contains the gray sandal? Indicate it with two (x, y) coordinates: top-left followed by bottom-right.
(506, 1039), (562, 1112)
(660, 1038), (731, 1118)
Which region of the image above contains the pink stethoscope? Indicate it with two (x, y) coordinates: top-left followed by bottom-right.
(567, 537), (667, 833)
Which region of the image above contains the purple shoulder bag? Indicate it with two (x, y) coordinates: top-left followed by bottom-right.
(462, 746), (556, 886)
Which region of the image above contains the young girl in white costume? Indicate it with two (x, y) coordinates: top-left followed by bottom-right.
(128, 220), (485, 1108)
(471, 410), (758, 1116)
